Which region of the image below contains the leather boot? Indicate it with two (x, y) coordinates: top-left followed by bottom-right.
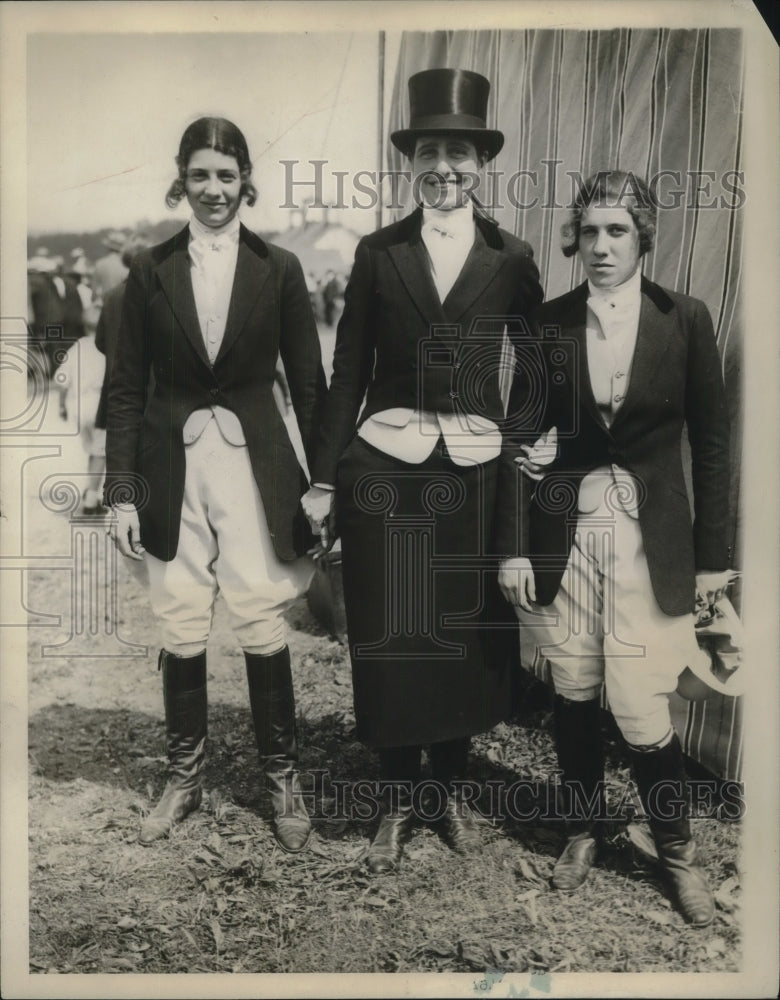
(139, 650), (207, 846)
(367, 785), (416, 874)
(245, 647), (311, 853)
(550, 695), (606, 891)
(367, 746), (420, 874)
(630, 733), (715, 927)
(430, 738), (481, 854)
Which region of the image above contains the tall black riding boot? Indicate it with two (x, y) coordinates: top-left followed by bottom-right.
(245, 647), (311, 854)
(430, 737), (481, 854)
(630, 733), (715, 927)
(366, 745), (420, 874)
(550, 694), (606, 890)
(139, 650), (208, 845)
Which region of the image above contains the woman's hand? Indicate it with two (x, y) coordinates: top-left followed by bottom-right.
(514, 428), (558, 481)
(107, 503), (145, 561)
(498, 556), (537, 612)
(301, 486), (336, 550)
(695, 569), (732, 608)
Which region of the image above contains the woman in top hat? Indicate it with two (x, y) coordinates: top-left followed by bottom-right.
(496, 170), (731, 925)
(303, 69), (543, 873)
(105, 116), (327, 852)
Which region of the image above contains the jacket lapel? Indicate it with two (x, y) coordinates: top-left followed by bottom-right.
(154, 227), (212, 369)
(442, 226), (507, 322)
(554, 283), (608, 431)
(387, 209), (448, 327)
(216, 227), (271, 364)
(610, 277), (675, 430)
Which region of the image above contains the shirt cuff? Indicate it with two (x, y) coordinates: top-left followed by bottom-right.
(311, 483), (336, 491)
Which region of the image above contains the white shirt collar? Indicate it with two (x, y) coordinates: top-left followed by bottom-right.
(189, 213), (241, 248)
(587, 266), (642, 306)
(421, 202), (475, 241)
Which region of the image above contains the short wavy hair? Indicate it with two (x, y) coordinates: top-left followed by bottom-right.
(561, 170), (657, 258)
(165, 116), (258, 209)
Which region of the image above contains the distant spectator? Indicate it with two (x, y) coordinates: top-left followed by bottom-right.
(54, 326), (106, 514)
(68, 253), (96, 314)
(92, 230), (129, 301)
(322, 269), (343, 326)
(27, 251), (85, 378)
(305, 270), (319, 318)
(69, 246), (88, 274)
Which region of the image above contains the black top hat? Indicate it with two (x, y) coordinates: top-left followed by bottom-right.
(390, 68), (504, 161)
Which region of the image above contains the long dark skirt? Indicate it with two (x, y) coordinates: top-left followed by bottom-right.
(336, 435), (512, 748)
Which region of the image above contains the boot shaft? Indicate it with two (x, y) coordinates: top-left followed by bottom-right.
(245, 647), (299, 764)
(244, 649), (311, 852)
(553, 695), (606, 826)
(629, 732), (690, 836)
(158, 649), (208, 768)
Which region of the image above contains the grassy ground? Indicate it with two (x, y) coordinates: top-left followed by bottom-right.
(28, 574), (743, 977)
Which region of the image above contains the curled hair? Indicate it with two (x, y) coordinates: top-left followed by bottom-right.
(165, 116), (258, 209)
(561, 170), (657, 258)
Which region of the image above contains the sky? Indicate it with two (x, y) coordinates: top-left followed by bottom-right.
(27, 31), (396, 236)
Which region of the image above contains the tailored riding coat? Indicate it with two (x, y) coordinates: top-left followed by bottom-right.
(311, 207), (544, 484)
(311, 206), (544, 747)
(105, 224), (327, 563)
(495, 277), (732, 616)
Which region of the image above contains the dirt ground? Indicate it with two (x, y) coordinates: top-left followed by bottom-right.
(23, 368), (743, 979)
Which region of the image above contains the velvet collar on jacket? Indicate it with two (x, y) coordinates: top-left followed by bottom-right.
(384, 206), (512, 324)
(540, 275), (680, 435)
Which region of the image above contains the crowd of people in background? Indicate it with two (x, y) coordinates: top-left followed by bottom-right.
(305, 267), (347, 328)
(27, 231), (147, 514)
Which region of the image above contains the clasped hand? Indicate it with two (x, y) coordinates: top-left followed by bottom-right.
(301, 486), (337, 553)
(498, 556), (537, 612)
(515, 428), (558, 481)
(695, 569), (733, 609)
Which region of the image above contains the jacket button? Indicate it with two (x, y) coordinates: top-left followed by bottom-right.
(449, 391), (459, 399)
(210, 388), (219, 397)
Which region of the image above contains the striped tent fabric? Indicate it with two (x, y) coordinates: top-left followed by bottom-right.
(387, 28), (744, 781)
